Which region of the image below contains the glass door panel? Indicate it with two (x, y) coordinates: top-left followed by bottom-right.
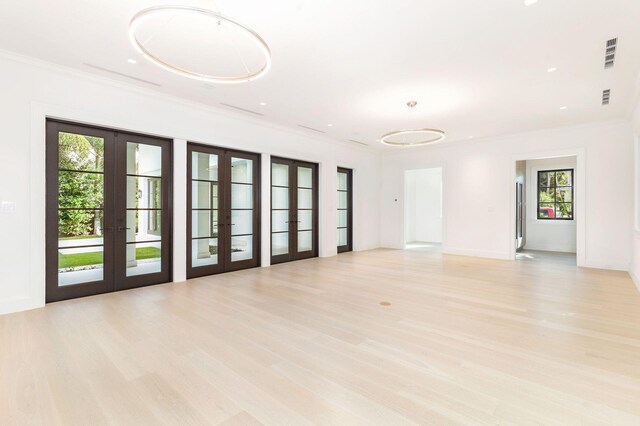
(187, 145), (260, 278)
(337, 167), (353, 253)
(271, 161), (290, 260)
(271, 233), (289, 256)
(297, 166), (314, 255)
(190, 150), (221, 271)
(124, 142), (163, 277)
(270, 158), (318, 264)
(56, 130), (106, 287)
(229, 157), (254, 265)
(272, 163), (289, 186)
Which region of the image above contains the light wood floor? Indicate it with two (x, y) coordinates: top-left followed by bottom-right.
(516, 249), (577, 265)
(2, 249), (640, 425)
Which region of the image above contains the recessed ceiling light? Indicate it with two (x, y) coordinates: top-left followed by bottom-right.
(560, 106), (567, 110)
(259, 102), (267, 106)
(547, 67), (557, 73)
(127, 59), (137, 64)
(327, 124), (333, 127)
(524, 0), (538, 5)
(468, 136), (474, 139)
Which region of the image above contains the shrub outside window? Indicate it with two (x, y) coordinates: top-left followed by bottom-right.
(537, 169), (573, 220)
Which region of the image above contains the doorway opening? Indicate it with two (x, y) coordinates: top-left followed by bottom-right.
(404, 167), (443, 253)
(515, 156), (577, 265)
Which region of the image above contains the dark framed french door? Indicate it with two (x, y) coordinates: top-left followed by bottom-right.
(46, 120), (172, 303)
(337, 167), (353, 253)
(270, 157), (319, 265)
(187, 143), (260, 279)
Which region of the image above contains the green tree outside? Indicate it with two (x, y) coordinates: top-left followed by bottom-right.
(58, 132), (104, 237)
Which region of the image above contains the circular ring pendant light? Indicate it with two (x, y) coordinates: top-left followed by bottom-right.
(129, 5), (271, 84)
(380, 101), (446, 147)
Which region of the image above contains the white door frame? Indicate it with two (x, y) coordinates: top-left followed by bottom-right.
(402, 164), (446, 250)
(508, 148), (586, 266)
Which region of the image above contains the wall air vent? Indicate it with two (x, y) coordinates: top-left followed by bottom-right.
(219, 103), (264, 116)
(604, 38), (617, 69)
(298, 125), (326, 134)
(83, 63), (161, 87)
(348, 139), (369, 146)
(602, 89), (611, 105)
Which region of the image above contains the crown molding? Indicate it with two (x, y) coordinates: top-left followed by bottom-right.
(0, 49), (373, 154)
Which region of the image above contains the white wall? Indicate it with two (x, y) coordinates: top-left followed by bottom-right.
(630, 98), (640, 291)
(379, 120), (633, 270)
(523, 156), (577, 253)
(515, 160), (526, 250)
(0, 52), (380, 314)
(404, 168), (442, 244)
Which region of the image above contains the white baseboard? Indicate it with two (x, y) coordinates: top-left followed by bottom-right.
(523, 246), (577, 253)
(582, 259), (629, 272)
(0, 296), (43, 316)
(629, 268), (640, 293)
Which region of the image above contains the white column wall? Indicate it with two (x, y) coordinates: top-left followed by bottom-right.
(260, 153), (271, 267)
(319, 158), (338, 257)
(172, 139), (188, 283)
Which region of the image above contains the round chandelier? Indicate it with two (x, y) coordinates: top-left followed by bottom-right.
(129, 5), (271, 84)
(380, 101), (446, 147)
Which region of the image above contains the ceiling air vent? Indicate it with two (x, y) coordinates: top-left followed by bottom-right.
(604, 38), (617, 69)
(83, 63), (161, 87)
(219, 103), (264, 116)
(602, 89), (611, 105)
(298, 125), (326, 134)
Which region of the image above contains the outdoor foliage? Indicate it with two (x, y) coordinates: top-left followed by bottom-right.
(58, 132), (104, 237)
(538, 170), (573, 219)
(59, 247), (161, 268)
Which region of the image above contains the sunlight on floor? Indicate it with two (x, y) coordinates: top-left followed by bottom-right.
(516, 249), (576, 265)
(405, 241), (442, 253)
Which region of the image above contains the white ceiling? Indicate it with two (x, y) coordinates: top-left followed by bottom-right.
(1, 0), (640, 149)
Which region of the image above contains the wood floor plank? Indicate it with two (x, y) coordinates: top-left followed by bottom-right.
(1, 249), (640, 424)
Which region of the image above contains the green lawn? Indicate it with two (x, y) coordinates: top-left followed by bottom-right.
(59, 247), (161, 268)
(59, 234), (102, 241)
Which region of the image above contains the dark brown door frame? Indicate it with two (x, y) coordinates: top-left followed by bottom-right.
(46, 119), (173, 303)
(186, 142), (261, 279)
(115, 131), (173, 291)
(337, 167), (353, 253)
(270, 156), (319, 265)
(46, 121), (115, 302)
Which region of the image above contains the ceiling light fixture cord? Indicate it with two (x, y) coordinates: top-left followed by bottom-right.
(379, 100), (445, 147)
(220, 17), (252, 77)
(403, 101), (417, 145)
(141, 0), (220, 48)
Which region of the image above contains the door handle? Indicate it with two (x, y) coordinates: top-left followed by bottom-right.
(117, 227), (131, 231)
